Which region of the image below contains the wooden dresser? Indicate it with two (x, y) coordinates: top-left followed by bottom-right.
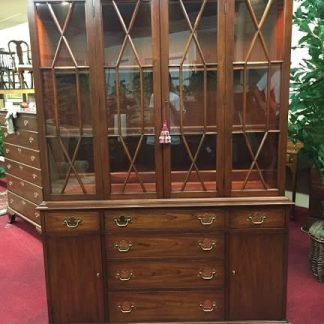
(0, 110), (42, 229)
(27, 0), (293, 322)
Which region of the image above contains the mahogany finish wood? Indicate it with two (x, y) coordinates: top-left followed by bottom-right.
(27, 0), (292, 323)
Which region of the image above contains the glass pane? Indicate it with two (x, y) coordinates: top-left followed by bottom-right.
(36, 2), (88, 67)
(232, 132), (278, 190)
(48, 137), (95, 194)
(234, 0), (284, 62)
(108, 135), (156, 193)
(171, 134), (217, 192)
(169, 1), (218, 65)
(103, 1), (152, 66)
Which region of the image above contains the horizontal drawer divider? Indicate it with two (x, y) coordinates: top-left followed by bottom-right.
(106, 287), (225, 293)
(106, 256), (224, 261)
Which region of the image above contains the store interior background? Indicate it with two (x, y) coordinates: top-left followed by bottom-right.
(0, 0), (310, 208)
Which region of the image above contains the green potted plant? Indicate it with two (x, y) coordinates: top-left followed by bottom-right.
(289, 0), (324, 220)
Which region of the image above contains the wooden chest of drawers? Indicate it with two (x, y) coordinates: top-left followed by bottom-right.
(41, 203), (289, 323)
(0, 111), (43, 228)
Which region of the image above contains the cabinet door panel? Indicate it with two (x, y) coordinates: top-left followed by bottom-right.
(229, 231), (286, 320)
(46, 235), (104, 323)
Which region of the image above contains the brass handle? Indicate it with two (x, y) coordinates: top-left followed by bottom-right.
(5, 149), (9, 153)
(19, 165), (23, 170)
(114, 240), (133, 252)
(197, 269), (217, 280)
(197, 213), (216, 226)
(198, 239), (217, 251)
(116, 270), (135, 281)
(18, 148), (22, 153)
(32, 173), (37, 179)
(200, 300), (217, 312)
(63, 217), (82, 228)
(20, 181), (25, 187)
(248, 213), (267, 225)
(4, 132), (8, 138)
(8, 181), (13, 186)
(22, 200), (26, 205)
(34, 192), (39, 198)
(35, 211), (40, 218)
(24, 120), (29, 126)
(114, 215), (132, 227)
(31, 156), (36, 161)
(7, 164), (11, 169)
(118, 303), (135, 314)
(232, 270), (236, 276)
(9, 198), (14, 204)
(29, 137), (34, 143)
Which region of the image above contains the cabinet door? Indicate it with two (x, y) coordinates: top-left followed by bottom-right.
(46, 235), (104, 323)
(228, 0), (288, 196)
(229, 231), (287, 320)
(33, 1), (97, 198)
(161, 0), (223, 198)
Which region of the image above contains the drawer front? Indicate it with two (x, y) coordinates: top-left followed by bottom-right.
(45, 211), (100, 233)
(7, 174), (43, 204)
(8, 191), (40, 224)
(109, 291), (224, 322)
(108, 260), (224, 290)
(106, 234), (224, 259)
(5, 159), (41, 186)
(2, 127), (38, 150)
(4, 143), (40, 168)
(230, 208), (286, 229)
(106, 208), (225, 232)
(0, 113), (37, 131)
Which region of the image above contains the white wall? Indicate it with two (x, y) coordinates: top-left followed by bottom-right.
(0, 22), (30, 50)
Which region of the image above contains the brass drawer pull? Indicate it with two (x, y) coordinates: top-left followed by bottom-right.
(116, 270), (135, 281)
(34, 192), (39, 198)
(248, 213), (267, 225)
(19, 165), (23, 170)
(197, 269), (217, 280)
(6, 164), (11, 170)
(18, 148), (22, 153)
(21, 200), (26, 205)
(9, 198), (14, 204)
(32, 173), (37, 179)
(31, 156), (36, 161)
(29, 137), (34, 143)
(63, 217), (82, 228)
(200, 300), (217, 312)
(20, 181), (25, 187)
(198, 239), (217, 251)
(114, 215), (132, 227)
(5, 149), (9, 153)
(197, 213), (216, 226)
(114, 240), (133, 252)
(24, 120), (29, 126)
(118, 303), (136, 314)
(4, 132), (8, 138)
(35, 211), (40, 218)
(8, 181), (13, 186)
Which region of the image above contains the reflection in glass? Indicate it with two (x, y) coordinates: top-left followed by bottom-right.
(48, 137), (95, 194)
(232, 132), (278, 190)
(169, 1), (218, 65)
(234, 0), (284, 61)
(102, 2), (152, 66)
(36, 2), (88, 67)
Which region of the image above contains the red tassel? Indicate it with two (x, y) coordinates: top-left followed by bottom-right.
(159, 120), (171, 144)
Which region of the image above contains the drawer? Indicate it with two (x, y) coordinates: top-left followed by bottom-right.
(109, 291), (224, 322)
(107, 260), (224, 290)
(0, 113), (37, 131)
(230, 208), (286, 229)
(5, 159), (41, 186)
(106, 234), (224, 259)
(7, 191), (40, 224)
(7, 174), (43, 204)
(105, 208), (225, 232)
(45, 211), (100, 233)
(2, 127), (38, 150)
(4, 143), (40, 168)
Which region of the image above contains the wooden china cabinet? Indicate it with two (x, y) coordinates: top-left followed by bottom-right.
(27, 0), (292, 323)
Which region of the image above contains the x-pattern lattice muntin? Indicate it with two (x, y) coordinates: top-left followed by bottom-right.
(45, 2), (87, 193)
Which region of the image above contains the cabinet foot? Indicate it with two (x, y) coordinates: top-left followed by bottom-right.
(7, 213), (16, 224)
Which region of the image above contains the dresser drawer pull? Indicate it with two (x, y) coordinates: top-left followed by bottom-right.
(197, 269), (217, 280)
(4, 132), (8, 138)
(118, 303), (136, 314)
(114, 215), (132, 227)
(248, 213), (267, 225)
(18, 148), (22, 153)
(197, 213), (216, 226)
(22, 200), (26, 205)
(29, 137), (34, 143)
(24, 120), (29, 126)
(198, 239), (217, 251)
(6, 164), (11, 170)
(200, 300), (217, 312)
(8, 181), (13, 186)
(116, 270), (135, 281)
(30, 156), (36, 161)
(9, 198), (14, 204)
(63, 217), (82, 228)
(34, 192), (39, 198)
(19, 165), (23, 170)
(20, 181), (25, 187)
(35, 211), (40, 218)
(32, 173), (37, 179)
(5, 149), (9, 153)
(114, 240), (133, 252)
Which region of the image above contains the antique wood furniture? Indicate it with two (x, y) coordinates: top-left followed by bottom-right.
(0, 109), (42, 229)
(27, 0), (293, 323)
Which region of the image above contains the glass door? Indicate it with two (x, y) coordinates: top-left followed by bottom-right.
(102, 0), (162, 198)
(230, 0), (285, 195)
(35, 0), (96, 197)
(162, 0), (222, 198)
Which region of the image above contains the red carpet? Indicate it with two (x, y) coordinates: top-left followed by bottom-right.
(0, 208), (323, 324)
